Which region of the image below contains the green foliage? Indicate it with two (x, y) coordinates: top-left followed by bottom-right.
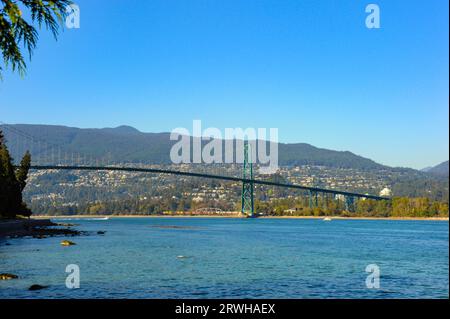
(16, 150), (30, 191)
(0, 129), (32, 218)
(253, 196), (447, 218)
(0, 0), (72, 79)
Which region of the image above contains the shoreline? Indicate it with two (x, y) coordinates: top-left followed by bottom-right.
(32, 215), (450, 221)
(0, 219), (80, 238)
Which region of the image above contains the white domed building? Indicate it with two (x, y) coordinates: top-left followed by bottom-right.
(379, 187), (392, 197)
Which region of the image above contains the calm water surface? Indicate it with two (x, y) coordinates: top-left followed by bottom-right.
(0, 218), (448, 298)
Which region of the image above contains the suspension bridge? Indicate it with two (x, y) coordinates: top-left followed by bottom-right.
(1, 123), (389, 217)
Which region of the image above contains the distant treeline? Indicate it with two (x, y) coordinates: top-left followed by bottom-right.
(30, 196), (449, 218)
(255, 197), (448, 218)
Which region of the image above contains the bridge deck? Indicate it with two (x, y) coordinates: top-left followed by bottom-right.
(27, 165), (389, 201)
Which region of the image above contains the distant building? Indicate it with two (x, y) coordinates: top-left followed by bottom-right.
(192, 196), (204, 203)
(379, 187), (392, 197)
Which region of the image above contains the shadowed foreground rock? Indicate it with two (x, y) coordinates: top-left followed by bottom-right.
(0, 219), (80, 238)
(29, 284), (48, 291)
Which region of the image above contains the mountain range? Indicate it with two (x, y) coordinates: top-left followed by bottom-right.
(1, 124), (387, 170)
(422, 161), (449, 177)
(0, 124), (447, 175)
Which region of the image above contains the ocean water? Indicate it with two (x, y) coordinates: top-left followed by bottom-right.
(0, 217), (448, 299)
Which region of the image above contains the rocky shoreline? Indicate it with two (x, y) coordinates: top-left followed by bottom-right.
(0, 218), (80, 238)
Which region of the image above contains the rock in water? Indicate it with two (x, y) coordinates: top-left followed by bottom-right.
(29, 284), (48, 291)
(97, 231), (106, 235)
(60, 240), (76, 246)
(0, 273), (18, 280)
(57, 223), (77, 227)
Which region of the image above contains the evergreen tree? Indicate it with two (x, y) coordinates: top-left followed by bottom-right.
(0, 143), (20, 217)
(16, 150), (31, 192)
(0, 130), (32, 218)
(0, 0), (72, 79)
(0, 132), (6, 217)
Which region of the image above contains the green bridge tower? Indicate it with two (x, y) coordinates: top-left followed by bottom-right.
(241, 141), (255, 217)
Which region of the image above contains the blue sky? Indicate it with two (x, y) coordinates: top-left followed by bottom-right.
(0, 0), (448, 169)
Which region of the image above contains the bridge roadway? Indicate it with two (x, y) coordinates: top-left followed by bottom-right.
(28, 165), (389, 201)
